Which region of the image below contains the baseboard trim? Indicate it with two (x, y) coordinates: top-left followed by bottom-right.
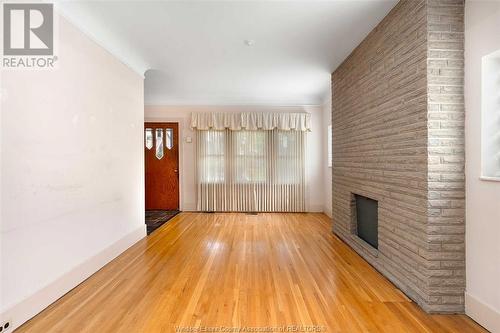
(0, 226), (146, 332)
(466, 291), (500, 332)
(306, 204), (324, 212)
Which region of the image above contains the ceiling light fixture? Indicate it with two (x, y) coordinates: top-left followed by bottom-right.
(244, 39), (255, 46)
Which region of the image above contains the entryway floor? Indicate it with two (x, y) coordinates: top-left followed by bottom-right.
(145, 209), (180, 235)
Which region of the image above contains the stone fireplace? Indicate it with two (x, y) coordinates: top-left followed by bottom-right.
(331, 0), (465, 313)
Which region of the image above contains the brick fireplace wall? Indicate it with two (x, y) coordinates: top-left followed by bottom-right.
(331, 0), (465, 313)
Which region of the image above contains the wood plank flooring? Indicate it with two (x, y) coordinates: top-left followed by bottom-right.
(17, 213), (486, 332)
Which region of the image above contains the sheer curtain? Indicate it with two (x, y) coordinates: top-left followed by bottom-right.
(196, 128), (306, 212)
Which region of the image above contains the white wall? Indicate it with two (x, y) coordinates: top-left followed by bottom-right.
(144, 105), (324, 212)
(322, 93), (332, 218)
(465, 1), (500, 332)
(0, 15), (145, 330)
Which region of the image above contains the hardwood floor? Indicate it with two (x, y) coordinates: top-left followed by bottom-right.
(17, 213), (485, 332)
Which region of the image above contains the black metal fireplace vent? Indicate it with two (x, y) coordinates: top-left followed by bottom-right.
(354, 194), (378, 249)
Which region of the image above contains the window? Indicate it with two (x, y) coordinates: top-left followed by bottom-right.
(198, 129), (304, 186)
(198, 130), (225, 183)
(196, 129), (306, 212)
(481, 49), (500, 180)
(235, 131), (267, 183)
(328, 125), (332, 168)
(276, 131), (300, 184)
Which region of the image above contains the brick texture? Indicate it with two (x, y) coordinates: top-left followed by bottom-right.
(331, 0), (464, 313)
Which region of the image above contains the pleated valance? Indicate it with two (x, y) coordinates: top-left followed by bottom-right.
(190, 112), (311, 131)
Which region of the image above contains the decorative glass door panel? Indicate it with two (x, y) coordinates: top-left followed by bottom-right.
(155, 128), (164, 160)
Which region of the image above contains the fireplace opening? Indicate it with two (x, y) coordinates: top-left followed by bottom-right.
(354, 194), (378, 249)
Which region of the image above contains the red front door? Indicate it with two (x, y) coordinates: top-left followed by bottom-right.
(144, 122), (179, 210)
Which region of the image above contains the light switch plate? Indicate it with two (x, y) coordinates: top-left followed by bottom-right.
(185, 136), (192, 143)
